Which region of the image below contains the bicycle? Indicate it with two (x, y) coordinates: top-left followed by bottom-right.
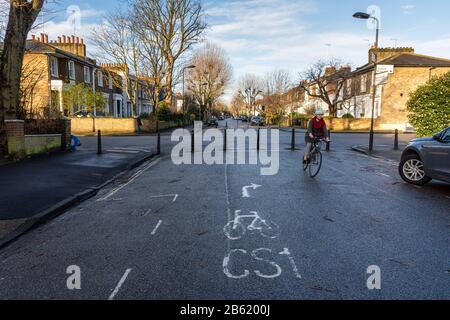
(303, 137), (328, 178)
(223, 210), (280, 240)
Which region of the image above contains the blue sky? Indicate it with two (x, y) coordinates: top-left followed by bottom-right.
(37, 0), (450, 98)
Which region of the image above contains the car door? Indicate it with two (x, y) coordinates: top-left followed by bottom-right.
(422, 129), (450, 182)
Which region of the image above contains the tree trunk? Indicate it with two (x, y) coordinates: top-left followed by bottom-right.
(165, 59), (174, 108)
(0, 0), (44, 155)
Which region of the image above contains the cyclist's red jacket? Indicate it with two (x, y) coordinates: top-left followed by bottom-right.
(306, 117), (328, 140)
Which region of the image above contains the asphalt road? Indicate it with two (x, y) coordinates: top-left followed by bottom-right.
(0, 119), (449, 299)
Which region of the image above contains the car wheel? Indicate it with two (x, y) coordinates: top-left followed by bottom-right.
(399, 154), (432, 186)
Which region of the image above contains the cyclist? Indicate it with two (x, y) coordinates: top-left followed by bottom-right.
(303, 108), (330, 164)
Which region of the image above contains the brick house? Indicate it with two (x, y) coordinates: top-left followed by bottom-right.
(22, 33), (123, 118)
(100, 63), (156, 117)
(298, 47), (450, 131)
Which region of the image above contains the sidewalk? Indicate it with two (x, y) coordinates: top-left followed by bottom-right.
(0, 140), (155, 248)
(351, 144), (405, 162)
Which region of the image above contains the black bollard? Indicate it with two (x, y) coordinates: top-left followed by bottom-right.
(291, 128), (296, 150)
(326, 130), (331, 151)
(191, 130), (195, 153)
(157, 132), (161, 155)
(257, 128), (260, 151)
(224, 128), (227, 151)
(97, 130), (102, 155)
(394, 129), (399, 150)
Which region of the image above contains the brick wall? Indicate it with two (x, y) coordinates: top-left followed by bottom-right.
(5, 120), (26, 158)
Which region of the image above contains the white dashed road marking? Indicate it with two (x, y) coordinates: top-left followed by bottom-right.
(151, 220), (163, 235)
(97, 157), (161, 202)
(108, 269), (132, 300)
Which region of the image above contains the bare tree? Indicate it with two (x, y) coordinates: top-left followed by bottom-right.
(264, 69), (291, 96)
(236, 74), (264, 116)
(299, 59), (352, 117)
(133, 0), (207, 107)
(229, 92), (246, 117)
(187, 42), (232, 121)
(91, 10), (141, 116)
(0, 0), (45, 155)
(262, 69), (292, 115)
(129, 12), (168, 117)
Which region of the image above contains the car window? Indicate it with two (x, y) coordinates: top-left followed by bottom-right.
(441, 129), (450, 143)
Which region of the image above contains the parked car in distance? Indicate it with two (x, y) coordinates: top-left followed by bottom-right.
(250, 116), (265, 126)
(207, 116), (219, 127)
(399, 127), (450, 185)
(74, 110), (94, 118)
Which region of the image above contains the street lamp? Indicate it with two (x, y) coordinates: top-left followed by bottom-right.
(182, 65), (196, 122)
(353, 11), (380, 152)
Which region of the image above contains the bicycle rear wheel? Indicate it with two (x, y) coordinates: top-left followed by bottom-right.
(308, 151), (322, 178)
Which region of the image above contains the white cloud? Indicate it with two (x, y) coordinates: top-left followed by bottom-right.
(402, 4), (415, 14)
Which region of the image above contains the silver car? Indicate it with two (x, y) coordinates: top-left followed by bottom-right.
(399, 127), (450, 185)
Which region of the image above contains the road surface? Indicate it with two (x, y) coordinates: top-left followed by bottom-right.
(0, 119), (449, 300)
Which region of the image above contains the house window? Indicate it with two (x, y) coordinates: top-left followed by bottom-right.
(103, 93), (110, 115)
(50, 57), (59, 77)
(346, 79), (352, 95)
(68, 61), (75, 80)
(361, 74), (367, 93)
(84, 66), (91, 83)
(98, 71), (104, 87)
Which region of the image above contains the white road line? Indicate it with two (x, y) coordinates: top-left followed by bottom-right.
(148, 194), (178, 203)
(377, 173), (391, 178)
(97, 157), (161, 202)
(151, 220), (163, 235)
(108, 269), (132, 300)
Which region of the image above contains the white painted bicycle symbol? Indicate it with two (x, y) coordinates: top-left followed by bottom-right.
(223, 210), (280, 240)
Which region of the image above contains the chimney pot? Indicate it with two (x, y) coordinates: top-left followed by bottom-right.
(62, 35), (66, 43)
(71, 35), (75, 44)
(76, 37), (80, 44)
(44, 34), (48, 43)
(58, 36), (61, 43)
(40, 33), (45, 42)
(81, 38), (84, 45)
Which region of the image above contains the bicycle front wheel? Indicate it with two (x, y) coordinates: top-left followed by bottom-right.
(309, 151), (323, 178)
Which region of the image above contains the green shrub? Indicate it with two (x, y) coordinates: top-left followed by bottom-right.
(407, 72), (450, 137)
(341, 113), (355, 119)
(157, 105), (172, 122)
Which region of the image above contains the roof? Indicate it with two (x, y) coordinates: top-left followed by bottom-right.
(354, 53), (450, 74)
(25, 40), (97, 66)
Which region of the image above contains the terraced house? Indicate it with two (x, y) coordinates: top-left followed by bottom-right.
(20, 33), (125, 118)
(299, 47), (450, 131)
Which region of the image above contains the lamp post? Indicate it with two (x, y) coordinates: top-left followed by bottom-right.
(353, 11), (380, 152)
(182, 65), (196, 123)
